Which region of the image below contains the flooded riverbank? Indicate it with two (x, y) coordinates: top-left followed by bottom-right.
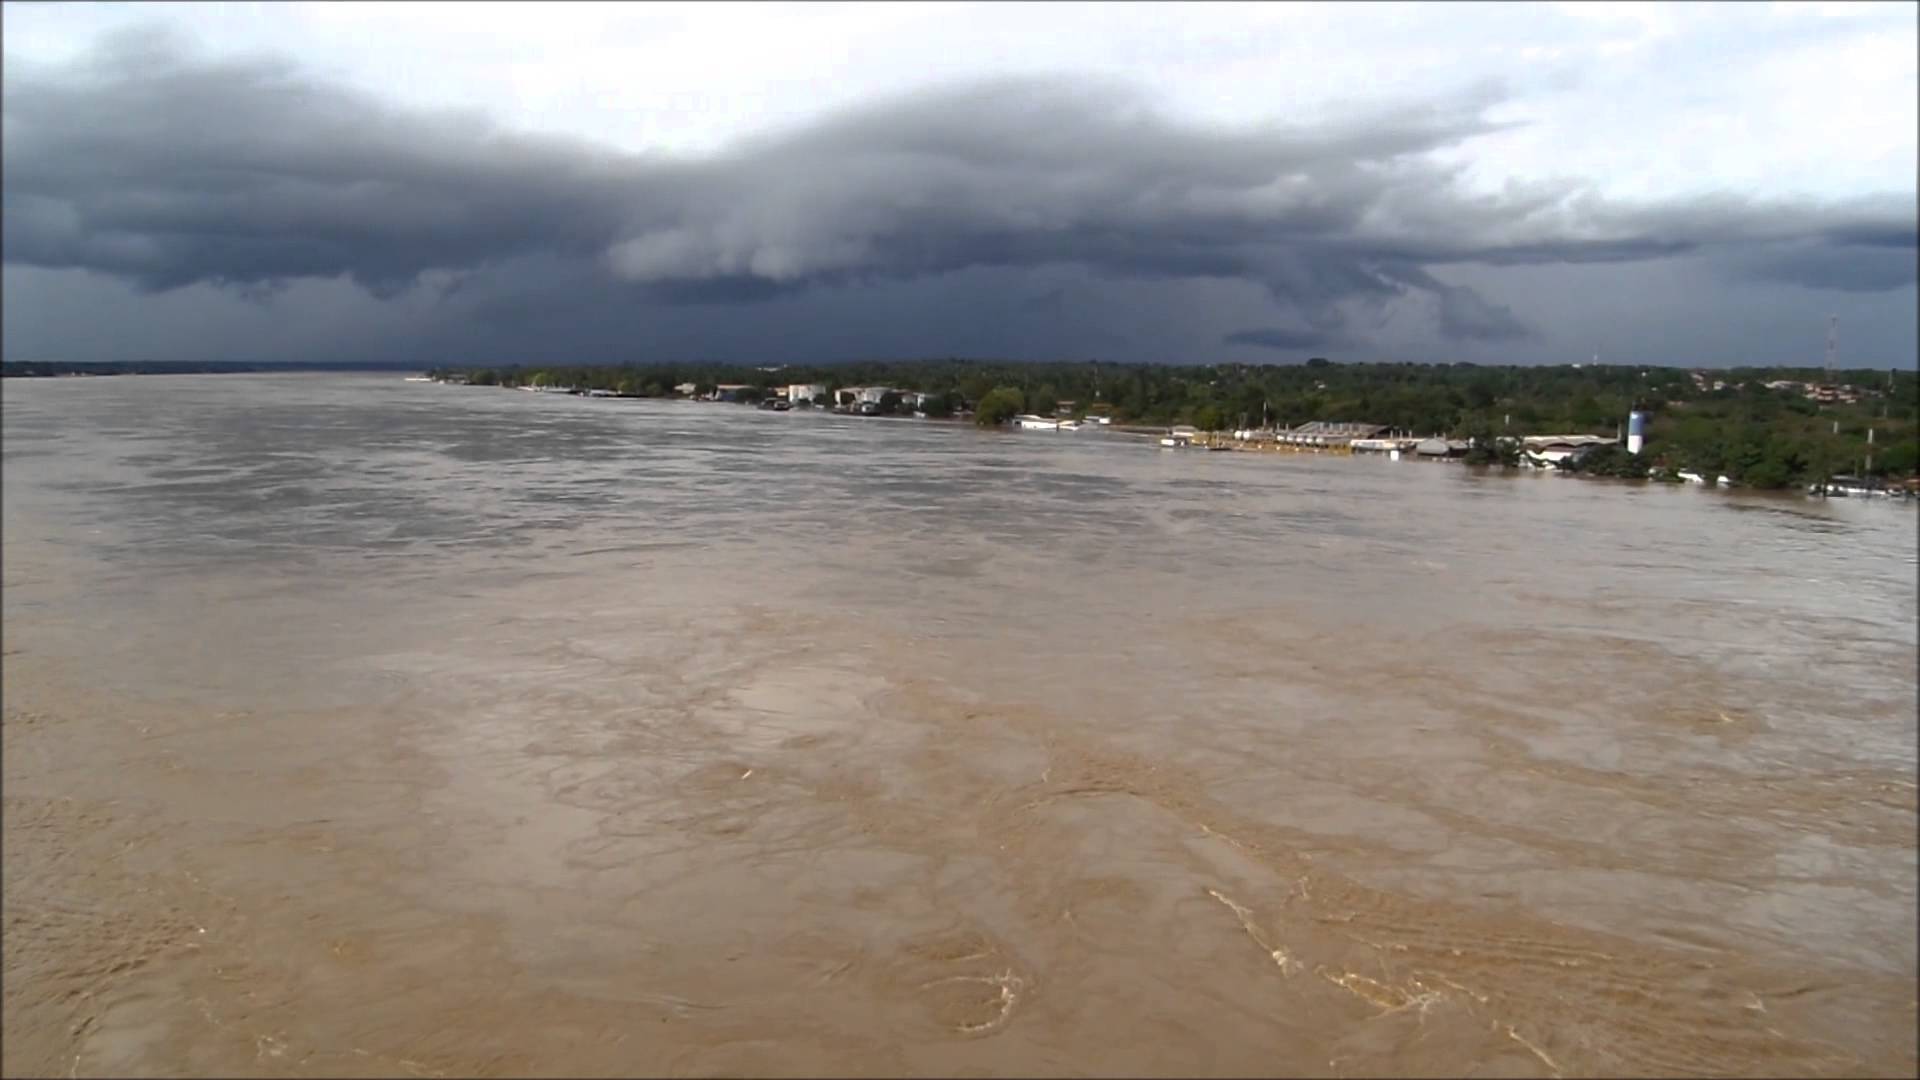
(5, 374), (1915, 1077)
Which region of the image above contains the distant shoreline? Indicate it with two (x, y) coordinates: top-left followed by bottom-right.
(1, 362), (418, 378)
(429, 376), (1919, 503)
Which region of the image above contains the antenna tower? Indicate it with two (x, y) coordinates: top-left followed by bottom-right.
(1825, 315), (1838, 384)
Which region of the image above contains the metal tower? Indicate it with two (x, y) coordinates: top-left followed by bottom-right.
(1825, 315), (1838, 384)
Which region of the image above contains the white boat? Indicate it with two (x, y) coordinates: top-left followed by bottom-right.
(1013, 415), (1060, 431)
(1810, 475), (1889, 498)
(1057, 420), (1082, 431)
(403, 375), (433, 382)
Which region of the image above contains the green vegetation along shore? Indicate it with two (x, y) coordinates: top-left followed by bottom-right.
(426, 359), (1917, 492)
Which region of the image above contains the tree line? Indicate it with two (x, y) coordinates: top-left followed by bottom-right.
(426, 358), (1918, 489)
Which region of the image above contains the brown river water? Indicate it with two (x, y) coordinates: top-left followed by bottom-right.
(3, 374), (1915, 1078)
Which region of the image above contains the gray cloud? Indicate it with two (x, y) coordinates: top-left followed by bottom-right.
(1222, 327), (1333, 352)
(1730, 242), (1920, 294)
(1433, 283), (1533, 342)
(1020, 286), (1068, 316)
(2, 30), (1915, 361)
(2, 31), (635, 295)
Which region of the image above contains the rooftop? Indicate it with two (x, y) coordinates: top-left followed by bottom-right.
(1522, 434), (1615, 448)
(1283, 421), (1390, 437)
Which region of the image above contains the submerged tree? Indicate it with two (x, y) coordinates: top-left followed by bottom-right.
(974, 387), (1025, 427)
(920, 392), (957, 419)
(1564, 443), (1649, 479)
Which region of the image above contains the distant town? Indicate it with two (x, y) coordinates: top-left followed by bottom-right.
(5, 356), (1910, 497)
(408, 359), (1919, 500)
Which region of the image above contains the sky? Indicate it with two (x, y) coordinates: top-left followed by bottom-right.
(3, 1), (1916, 369)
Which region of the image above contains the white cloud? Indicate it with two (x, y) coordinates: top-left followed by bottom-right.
(3, 1), (1912, 208)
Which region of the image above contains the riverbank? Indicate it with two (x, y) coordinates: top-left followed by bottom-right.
(422, 377), (1920, 503)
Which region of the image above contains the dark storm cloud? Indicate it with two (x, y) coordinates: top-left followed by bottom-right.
(1435, 285), (1532, 342)
(1377, 263), (1535, 342)
(1020, 286), (1068, 315)
(1, 31), (638, 296)
(1222, 327), (1332, 351)
(1731, 242), (1920, 294)
(3, 32), (1914, 347)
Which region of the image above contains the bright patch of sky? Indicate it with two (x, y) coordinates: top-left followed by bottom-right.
(6, 0), (1914, 201)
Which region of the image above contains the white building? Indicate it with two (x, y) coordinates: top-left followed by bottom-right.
(1520, 434), (1615, 468)
(1350, 437), (1418, 454)
(1277, 421), (1390, 447)
(786, 383), (827, 403)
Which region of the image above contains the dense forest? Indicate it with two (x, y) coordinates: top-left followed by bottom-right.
(426, 358), (1918, 490)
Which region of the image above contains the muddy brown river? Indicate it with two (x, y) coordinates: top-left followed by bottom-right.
(3, 374), (1915, 1077)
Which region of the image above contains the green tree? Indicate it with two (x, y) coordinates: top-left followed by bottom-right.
(1567, 393), (1604, 429)
(960, 374), (997, 406)
(1742, 455), (1794, 489)
(1874, 437), (1917, 477)
(1461, 425), (1519, 467)
(974, 386), (1025, 427)
(1566, 444), (1648, 479)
